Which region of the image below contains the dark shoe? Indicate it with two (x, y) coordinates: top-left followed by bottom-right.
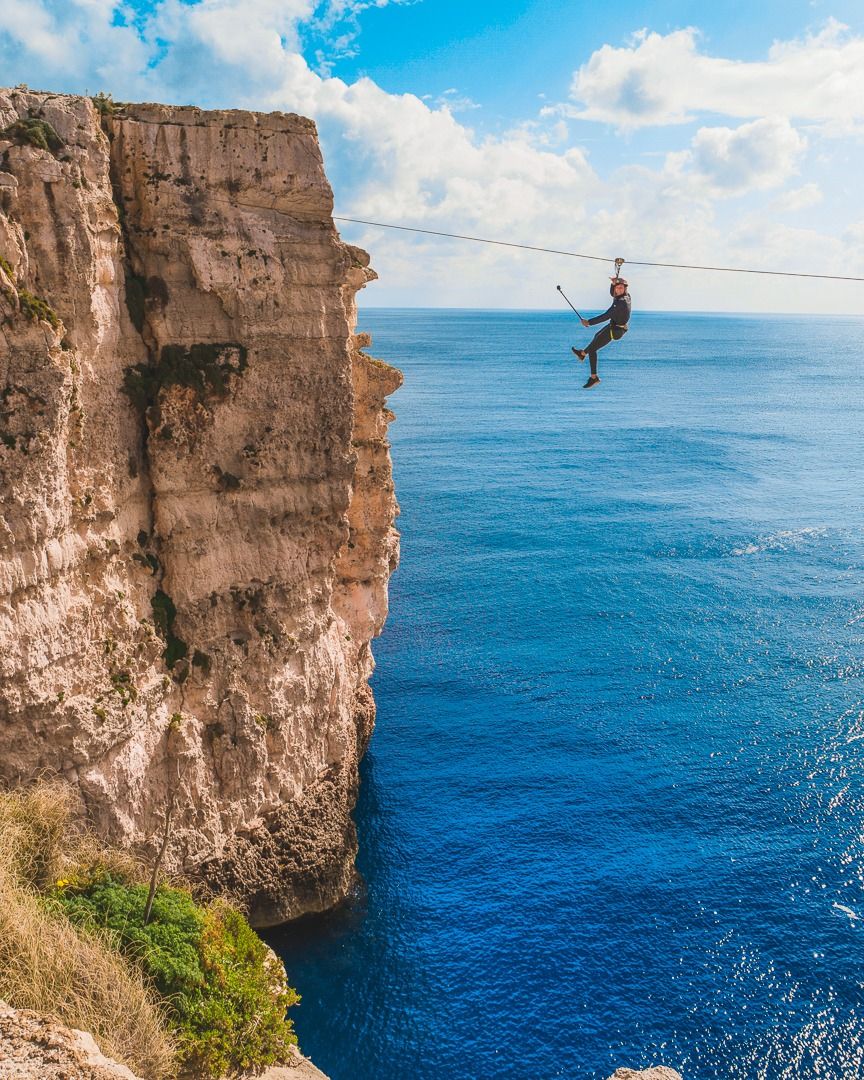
(571, 347), (586, 361)
(583, 375), (600, 389)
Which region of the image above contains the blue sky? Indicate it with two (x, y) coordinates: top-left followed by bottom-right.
(3, 0), (864, 312)
(316, 1), (860, 118)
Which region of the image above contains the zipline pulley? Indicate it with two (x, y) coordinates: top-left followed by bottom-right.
(614, 257), (625, 280)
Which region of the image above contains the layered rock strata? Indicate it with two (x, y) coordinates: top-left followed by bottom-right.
(0, 89), (401, 925)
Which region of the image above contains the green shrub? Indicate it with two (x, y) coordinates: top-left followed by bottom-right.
(55, 876), (205, 999)
(0, 785), (176, 1078)
(54, 877), (298, 1077)
(2, 117), (64, 154)
(184, 902), (299, 1075)
(91, 92), (116, 117)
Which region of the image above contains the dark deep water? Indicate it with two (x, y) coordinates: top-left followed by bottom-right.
(266, 310), (864, 1079)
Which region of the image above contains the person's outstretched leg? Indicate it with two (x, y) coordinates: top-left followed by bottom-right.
(583, 326), (611, 388)
(584, 350), (599, 387)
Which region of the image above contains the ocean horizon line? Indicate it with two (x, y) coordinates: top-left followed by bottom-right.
(357, 305), (864, 319)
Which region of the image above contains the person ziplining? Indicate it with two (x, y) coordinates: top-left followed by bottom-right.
(556, 258), (631, 389)
(570, 273), (631, 389)
(332, 217), (864, 392)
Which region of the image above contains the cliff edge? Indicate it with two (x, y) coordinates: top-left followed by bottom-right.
(0, 89), (401, 926)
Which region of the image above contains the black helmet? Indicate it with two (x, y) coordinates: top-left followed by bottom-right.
(609, 277), (628, 295)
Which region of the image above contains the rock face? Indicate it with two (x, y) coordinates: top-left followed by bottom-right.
(0, 89), (401, 925)
(0, 1001), (141, 1080)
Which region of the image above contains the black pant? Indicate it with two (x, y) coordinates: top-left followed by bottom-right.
(586, 324), (627, 375)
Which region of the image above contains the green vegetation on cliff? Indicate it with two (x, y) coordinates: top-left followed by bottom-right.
(17, 289), (59, 328)
(0, 785), (174, 1077)
(1, 116), (64, 154)
(0, 783), (300, 1079)
(151, 588), (189, 669)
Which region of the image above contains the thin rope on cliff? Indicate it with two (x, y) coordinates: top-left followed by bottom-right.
(333, 216), (864, 284)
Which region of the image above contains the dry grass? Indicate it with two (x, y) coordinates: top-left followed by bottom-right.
(0, 780), (71, 890)
(0, 783), (177, 1078)
(0, 782), (149, 890)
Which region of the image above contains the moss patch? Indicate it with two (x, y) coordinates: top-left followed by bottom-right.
(109, 670), (137, 708)
(18, 289), (59, 328)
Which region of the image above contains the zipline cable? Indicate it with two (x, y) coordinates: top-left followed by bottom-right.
(333, 216), (864, 284)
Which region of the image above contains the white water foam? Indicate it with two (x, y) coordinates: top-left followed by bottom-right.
(731, 527), (828, 557)
(832, 902), (860, 923)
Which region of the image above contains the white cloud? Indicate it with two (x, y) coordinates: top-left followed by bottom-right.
(844, 221), (864, 248)
(238, 60), (601, 240)
(725, 216), (856, 278)
(771, 182), (823, 213)
(0, 4), (861, 313)
(181, 0), (315, 64)
(563, 20), (864, 132)
(0, 0), (68, 67)
(317, 0), (409, 18)
(425, 88), (480, 114)
(665, 117), (807, 196)
(0, 0), (151, 83)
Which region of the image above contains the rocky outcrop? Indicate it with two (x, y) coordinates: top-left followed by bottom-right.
(0, 1001), (141, 1080)
(256, 1049), (331, 1080)
(605, 1069), (683, 1080)
(0, 89), (401, 924)
(0, 1001), (331, 1080)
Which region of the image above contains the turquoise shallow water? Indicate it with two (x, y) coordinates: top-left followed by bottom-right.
(266, 310), (864, 1080)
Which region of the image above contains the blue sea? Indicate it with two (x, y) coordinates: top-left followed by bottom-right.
(266, 310), (864, 1080)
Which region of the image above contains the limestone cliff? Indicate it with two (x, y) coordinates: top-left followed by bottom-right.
(0, 89), (401, 925)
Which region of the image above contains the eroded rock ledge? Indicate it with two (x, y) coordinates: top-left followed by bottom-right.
(0, 89), (401, 925)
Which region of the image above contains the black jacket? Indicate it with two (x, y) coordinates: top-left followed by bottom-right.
(587, 291), (631, 328)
